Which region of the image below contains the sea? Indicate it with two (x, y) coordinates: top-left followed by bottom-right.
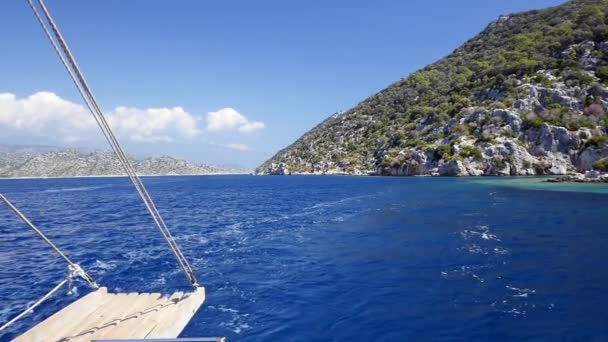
(0, 175), (607, 341)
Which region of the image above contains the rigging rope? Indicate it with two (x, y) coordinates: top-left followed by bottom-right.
(0, 194), (98, 289)
(0, 194), (101, 332)
(26, 0), (199, 287)
(0, 278), (67, 332)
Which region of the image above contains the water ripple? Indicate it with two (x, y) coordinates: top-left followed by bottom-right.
(0, 176), (607, 341)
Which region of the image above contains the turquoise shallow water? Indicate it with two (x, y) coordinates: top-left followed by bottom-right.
(470, 176), (608, 194)
(0, 175), (608, 341)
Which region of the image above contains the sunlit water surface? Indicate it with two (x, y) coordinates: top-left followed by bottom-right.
(1, 176), (607, 341)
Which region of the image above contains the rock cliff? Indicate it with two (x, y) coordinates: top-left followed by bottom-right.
(257, 0), (608, 176)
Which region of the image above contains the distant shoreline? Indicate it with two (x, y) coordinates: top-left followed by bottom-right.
(255, 173), (608, 181)
(0, 173), (250, 180)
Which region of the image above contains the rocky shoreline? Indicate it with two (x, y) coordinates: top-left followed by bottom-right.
(547, 170), (608, 183)
(256, 3), (608, 179)
(259, 103), (608, 177)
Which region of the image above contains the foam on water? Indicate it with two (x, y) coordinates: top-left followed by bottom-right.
(444, 221), (549, 318)
(40, 185), (109, 193)
(507, 285), (537, 298)
(90, 259), (117, 275)
(1, 176), (607, 341)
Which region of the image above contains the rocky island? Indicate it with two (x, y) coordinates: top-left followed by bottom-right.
(0, 145), (243, 178)
(256, 0), (608, 177)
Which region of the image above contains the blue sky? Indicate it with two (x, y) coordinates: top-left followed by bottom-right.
(0, 0), (566, 168)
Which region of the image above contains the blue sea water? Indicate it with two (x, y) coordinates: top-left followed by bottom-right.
(1, 175), (608, 341)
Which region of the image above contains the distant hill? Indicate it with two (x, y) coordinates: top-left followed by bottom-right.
(257, 0), (608, 176)
(0, 146), (245, 178)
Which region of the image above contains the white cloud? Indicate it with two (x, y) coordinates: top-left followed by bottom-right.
(226, 143), (252, 151)
(0, 92), (95, 135)
(206, 107), (265, 133)
(0, 92), (203, 143)
(0, 92), (265, 144)
(239, 121), (265, 133)
(107, 106), (201, 142)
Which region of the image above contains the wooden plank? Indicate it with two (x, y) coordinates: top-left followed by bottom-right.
(147, 288), (206, 337)
(13, 287), (108, 342)
(100, 293), (175, 338)
(121, 291), (185, 339)
(15, 287), (206, 341)
(92, 293), (162, 339)
(108, 294), (178, 338)
(60, 292), (130, 341)
(75, 292), (150, 341)
(103, 293), (178, 338)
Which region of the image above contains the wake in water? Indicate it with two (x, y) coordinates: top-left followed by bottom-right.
(303, 194), (375, 211)
(1, 176), (606, 341)
(40, 185), (110, 193)
(441, 223), (550, 317)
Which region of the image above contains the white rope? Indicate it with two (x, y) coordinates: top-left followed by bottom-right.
(26, 0), (198, 287)
(0, 194), (98, 289)
(0, 279), (67, 332)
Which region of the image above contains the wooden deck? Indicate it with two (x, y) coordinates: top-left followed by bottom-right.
(15, 287), (206, 341)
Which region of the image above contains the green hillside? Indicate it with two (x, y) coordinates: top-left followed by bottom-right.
(257, 0), (608, 176)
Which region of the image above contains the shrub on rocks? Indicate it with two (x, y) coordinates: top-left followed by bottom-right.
(592, 157), (608, 171)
